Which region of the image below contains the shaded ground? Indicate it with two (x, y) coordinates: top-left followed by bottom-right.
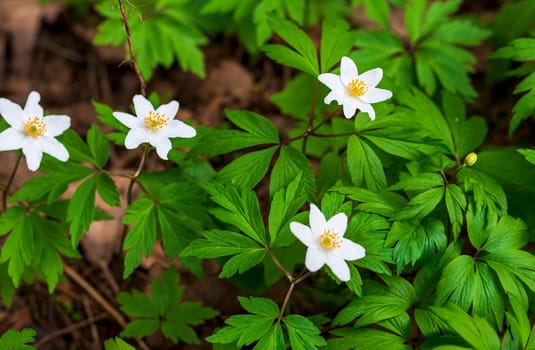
(0, 1), (530, 349)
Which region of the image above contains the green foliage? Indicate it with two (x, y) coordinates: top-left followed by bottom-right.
(354, 0), (490, 100)
(103, 337), (135, 350)
(0, 207), (78, 291)
(191, 109), (279, 157)
(492, 31), (535, 133)
(201, 0), (307, 50)
(3, 1), (535, 348)
(0, 329), (36, 350)
(94, 0), (208, 79)
(122, 174), (208, 278)
(118, 269), (218, 344)
(207, 296), (325, 348)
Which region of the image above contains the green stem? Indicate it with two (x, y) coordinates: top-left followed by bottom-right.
(126, 146), (149, 205)
(2, 153), (23, 211)
(278, 271), (311, 319)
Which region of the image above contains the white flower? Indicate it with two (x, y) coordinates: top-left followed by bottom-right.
(0, 91), (70, 171)
(318, 56), (392, 120)
(112, 95), (196, 160)
(289, 204), (365, 282)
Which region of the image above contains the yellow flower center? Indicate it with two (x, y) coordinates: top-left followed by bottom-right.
(23, 116), (46, 138)
(347, 78), (368, 97)
(319, 228), (342, 251)
(144, 111), (168, 131)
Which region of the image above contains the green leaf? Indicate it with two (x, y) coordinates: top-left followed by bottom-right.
(457, 168), (507, 214)
(182, 230), (266, 278)
(518, 148), (535, 165)
(0, 262), (16, 307)
(436, 254), (505, 328)
(215, 147), (277, 190)
(190, 110), (279, 157)
(327, 327), (410, 350)
(226, 109), (279, 143)
(270, 145), (316, 198)
(387, 219), (447, 273)
(94, 1), (208, 79)
(263, 16), (318, 76)
(445, 184), (466, 240)
(284, 314), (326, 349)
(396, 188), (444, 220)
(320, 20), (355, 72)
(268, 173), (306, 244)
(118, 269), (218, 344)
(207, 297), (279, 347)
(93, 100), (128, 133)
(347, 135), (386, 190)
(405, 0), (426, 44)
(0, 328), (36, 350)
(429, 304), (501, 350)
(104, 337), (135, 350)
(67, 175), (97, 247)
(10, 162), (93, 204)
(122, 199), (157, 278)
(0, 208), (35, 286)
(87, 123), (110, 168)
(205, 183), (266, 244)
(96, 172), (120, 207)
(362, 0), (390, 29)
(335, 186), (406, 217)
(334, 277), (415, 327)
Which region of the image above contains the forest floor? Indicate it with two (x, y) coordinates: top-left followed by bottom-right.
(0, 1), (531, 349)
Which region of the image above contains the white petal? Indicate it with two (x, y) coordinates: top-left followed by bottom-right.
(44, 115), (70, 136)
(149, 134), (172, 160)
(0, 98), (25, 129)
(360, 68), (383, 88)
(124, 128), (148, 150)
(23, 91), (43, 117)
(327, 212), (348, 237)
(305, 247), (327, 272)
(162, 120), (196, 138)
(113, 112), (144, 129)
(309, 204), (327, 237)
(156, 100), (179, 119)
(326, 254), (351, 281)
(318, 73), (342, 91)
(342, 98), (358, 119)
(133, 95), (154, 119)
(22, 142), (43, 171)
(39, 137), (69, 161)
(289, 222), (313, 246)
(358, 102), (376, 120)
(0, 128), (25, 150)
(324, 91), (342, 105)
(361, 88), (393, 104)
(336, 239), (366, 261)
(340, 56), (358, 87)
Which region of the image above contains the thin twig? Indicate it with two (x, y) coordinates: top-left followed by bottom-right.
(2, 153), (22, 211)
(83, 295), (103, 350)
(117, 0), (146, 96)
(63, 264), (151, 350)
(34, 313), (107, 348)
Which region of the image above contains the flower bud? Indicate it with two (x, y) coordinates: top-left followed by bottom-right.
(464, 152), (477, 166)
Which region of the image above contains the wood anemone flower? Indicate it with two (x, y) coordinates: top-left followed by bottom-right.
(113, 95), (196, 160)
(318, 56), (392, 120)
(0, 91), (70, 171)
(290, 204), (366, 282)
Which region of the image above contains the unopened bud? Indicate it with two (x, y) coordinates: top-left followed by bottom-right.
(464, 152), (477, 166)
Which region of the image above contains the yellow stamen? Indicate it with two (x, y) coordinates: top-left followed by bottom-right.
(23, 117), (46, 137)
(144, 111), (168, 131)
(319, 228), (342, 251)
(347, 78), (368, 97)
